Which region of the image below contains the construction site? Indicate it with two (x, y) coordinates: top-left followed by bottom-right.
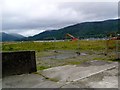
(2, 0), (120, 89)
(1, 33), (120, 88)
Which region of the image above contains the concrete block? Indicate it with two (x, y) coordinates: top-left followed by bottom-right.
(2, 51), (37, 77)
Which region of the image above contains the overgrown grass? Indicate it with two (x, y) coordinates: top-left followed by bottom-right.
(2, 40), (109, 52)
(2, 40), (119, 71)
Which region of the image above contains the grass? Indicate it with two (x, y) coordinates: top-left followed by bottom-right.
(2, 40), (119, 70)
(2, 40), (107, 52)
(37, 66), (51, 70)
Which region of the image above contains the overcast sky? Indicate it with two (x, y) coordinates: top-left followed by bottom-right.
(2, 0), (118, 36)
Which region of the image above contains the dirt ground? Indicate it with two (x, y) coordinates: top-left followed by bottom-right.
(36, 50), (116, 70)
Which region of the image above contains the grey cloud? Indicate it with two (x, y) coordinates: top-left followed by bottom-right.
(59, 2), (118, 20)
(2, 2), (118, 36)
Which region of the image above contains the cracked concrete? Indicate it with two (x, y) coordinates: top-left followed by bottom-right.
(61, 67), (118, 88)
(41, 61), (118, 83)
(2, 60), (118, 88)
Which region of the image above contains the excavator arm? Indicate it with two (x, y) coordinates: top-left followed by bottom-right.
(66, 33), (79, 41)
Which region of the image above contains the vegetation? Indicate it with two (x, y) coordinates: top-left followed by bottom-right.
(23, 19), (119, 40)
(2, 40), (107, 51)
(37, 66), (51, 70)
(2, 40), (119, 70)
(1, 32), (25, 41)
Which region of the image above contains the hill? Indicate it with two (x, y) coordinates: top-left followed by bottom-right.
(1, 32), (25, 41)
(23, 19), (119, 40)
(9, 33), (25, 39)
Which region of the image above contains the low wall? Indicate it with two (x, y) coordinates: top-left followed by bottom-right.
(2, 51), (37, 77)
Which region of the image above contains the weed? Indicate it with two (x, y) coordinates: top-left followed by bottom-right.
(37, 66), (50, 70)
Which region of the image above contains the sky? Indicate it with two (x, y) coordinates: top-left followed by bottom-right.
(2, 0), (119, 36)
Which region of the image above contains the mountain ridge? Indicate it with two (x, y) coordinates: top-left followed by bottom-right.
(23, 19), (119, 41)
(1, 32), (25, 41)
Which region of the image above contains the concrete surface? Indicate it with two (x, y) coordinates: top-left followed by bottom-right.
(41, 61), (118, 82)
(0, 79), (2, 89)
(2, 73), (64, 88)
(61, 67), (118, 88)
(41, 51), (87, 60)
(2, 60), (118, 88)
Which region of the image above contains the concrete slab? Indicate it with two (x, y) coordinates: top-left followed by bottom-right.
(61, 84), (80, 88)
(63, 67), (118, 88)
(2, 74), (44, 88)
(2, 60), (118, 88)
(32, 81), (63, 88)
(2, 73), (65, 88)
(0, 79), (2, 89)
(40, 61), (118, 83)
(40, 50), (87, 60)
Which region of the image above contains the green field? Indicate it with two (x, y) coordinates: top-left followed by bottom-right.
(2, 40), (119, 70)
(2, 40), (108, 51)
